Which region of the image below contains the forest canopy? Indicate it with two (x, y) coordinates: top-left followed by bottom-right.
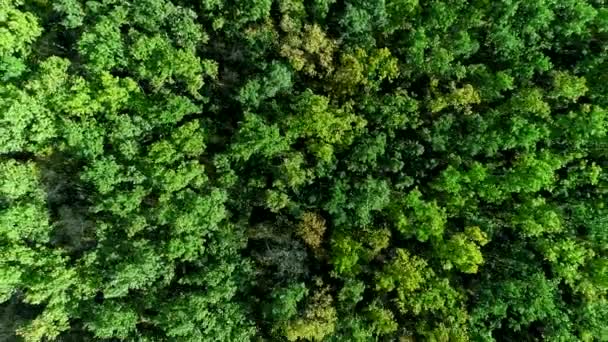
(1, 0), (608, 341)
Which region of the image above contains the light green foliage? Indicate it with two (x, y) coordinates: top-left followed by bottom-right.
(17, 306), (71, 342)
(331, 234), (364, 276)
(52, 0), (85, 28)
(0, 161), (49, 300)
(265, 189), (290, 213)
(538, 237), (597, 294)
(391, 189), (447, 241)
(0, 160), (78, 342)
(365, 301), (398, 335)
(436, 226), (488, 273)
(550, 71), (588, 101)
(285, 90), (366, 162)
(152, 291), (256, 341)
(83, 302), (138, 339)
(280, 24), (337, 77)
(360, 227), (391, 259)
(78, 8), (127, 73)
(337, 279), (365, 307)
(231, 113), (291, 161)
(236, 0), (272, 24)
(556, 105), (608, 149)
(0, 0), (42, 79)
(375, 249), (467, 335)
(0, 160), (41, 202)
(101, 240), (167, 298)
(129, 33), (208, 95)
(79, 0), (215, 96)
(501, 151), (563, 194)
(0, 57), (77, 154)
(429, 83), (481, 114)
(275, 152), (311, 190)
(511, 197), (563, 237)
(332, 48), (400, 96)
(2, 0), (608, 341)
(385, 0), (419, 32)
(376, 248), (427, 293)
(285, 285), (337, 341)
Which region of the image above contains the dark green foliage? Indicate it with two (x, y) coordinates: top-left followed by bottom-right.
(1, 0), (607, 341)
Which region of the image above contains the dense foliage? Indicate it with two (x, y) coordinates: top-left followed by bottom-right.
(1, 0), (608, 341)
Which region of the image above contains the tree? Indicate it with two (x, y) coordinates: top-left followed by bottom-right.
(2, 0), (608, 340)
(0, 0), (42, 80)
